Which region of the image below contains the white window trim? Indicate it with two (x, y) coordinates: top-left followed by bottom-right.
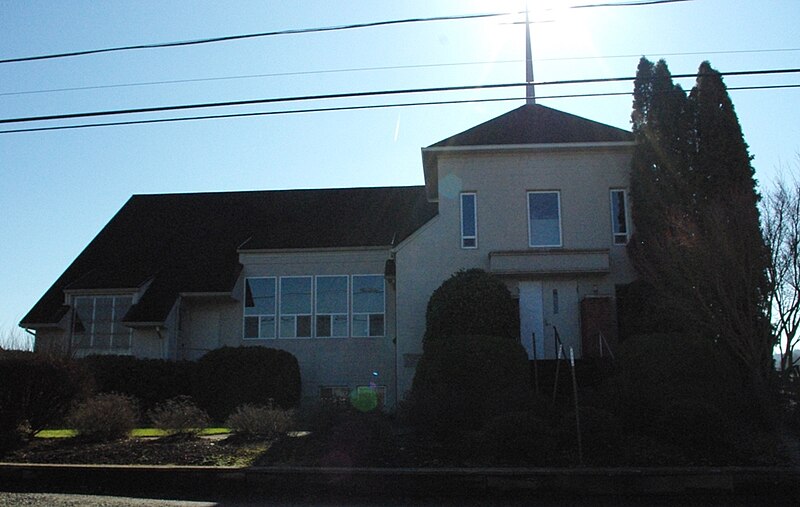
(243, 277), (277, 340)
(279, 276), (313, 339)
(610, 188), (630, 245)
(527, 190), (563, 248)
(460, 192), (478, 249)
(351, 274), (386, 338)
(314, 275), (349, 338)
(71, 295), (133, 351)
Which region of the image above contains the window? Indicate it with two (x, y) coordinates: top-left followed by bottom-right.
(244, 277), (276, 339)
(460, 192), (477, 249)
(320, 386), (350, 406)
(528, 191), (562, 247)
(315, 275), (348, 338)
(72, 296), (132, 350)
(279, 277), (312, 338)
(610, 189), (629, 244)
(352, 275), (385, 337)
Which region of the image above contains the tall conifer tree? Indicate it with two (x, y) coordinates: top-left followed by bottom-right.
(628, 58), (772, 382)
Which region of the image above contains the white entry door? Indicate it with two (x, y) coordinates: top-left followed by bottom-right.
(519, 281), (544, 359)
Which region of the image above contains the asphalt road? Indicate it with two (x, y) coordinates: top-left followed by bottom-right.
(3, 491), (798, 507)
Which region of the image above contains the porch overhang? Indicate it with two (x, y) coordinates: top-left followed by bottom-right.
(489, 249), (610, 277)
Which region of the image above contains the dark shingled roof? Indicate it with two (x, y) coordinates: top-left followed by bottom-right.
(21, 186), (437, 327)
(429, 104), (633, 147)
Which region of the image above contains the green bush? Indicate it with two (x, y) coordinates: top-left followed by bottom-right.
(80, 355), (194, 414)
(479, 411), (556, 465)
(148, 396), (210, 435)
(408, 335), (533, 435)
(226, 403), (294, 438)
(68, 393), (138, 441)
(649, 398), (735, 464)
(0, 351), (90, 438)
(193, 346), (301, 421)
(424, 269), (518, 343)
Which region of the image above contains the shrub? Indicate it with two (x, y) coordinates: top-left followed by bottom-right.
(0, 351), (90, 438)
(424, 269), (518, 343)
(408, 335), (533, 435)
(479, 411), (556, 465)
(226, 403), (294, 438)
(148, 396), (210, 435)
(649, 398), (735, 464)
(68, 393), (138, 441)
(615, 333), (741, 432)
(193, 346), (301, 422)
(80, 355), (194, 414)
(559, 406), (622, 462)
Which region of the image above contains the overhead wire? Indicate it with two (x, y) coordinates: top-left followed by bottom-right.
(3, 47), (799, 98)
(2, 67), (798, 126)
(1, 82), (797, 135)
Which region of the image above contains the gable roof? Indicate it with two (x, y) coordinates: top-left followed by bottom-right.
(422, 104), (634, 199)
(430, 104), (634, 147)
(21, 186), (437, 327)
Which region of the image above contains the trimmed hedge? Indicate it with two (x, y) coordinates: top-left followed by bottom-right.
(408, 335), (533, 434)
(0, 351), (90, 439)
(193, 346), (301, 421)
(80, 355), (194, 414)
(424, 269), (518, 343)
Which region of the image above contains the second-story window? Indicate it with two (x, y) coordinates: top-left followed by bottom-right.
(528, 191), (562, 247)
(610, 189), (629, 244)
(279, 276), (312, 338)
(460, 192), (477, 249)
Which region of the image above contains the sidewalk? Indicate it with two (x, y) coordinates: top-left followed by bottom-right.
(1, 463), (799, 500)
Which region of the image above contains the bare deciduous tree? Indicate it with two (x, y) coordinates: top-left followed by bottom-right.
(762, 166), (800, 374)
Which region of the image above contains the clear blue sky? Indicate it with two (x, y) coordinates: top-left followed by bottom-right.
(2, 0), (799, 336)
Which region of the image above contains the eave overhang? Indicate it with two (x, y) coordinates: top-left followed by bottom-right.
(489, 249), (610, 277)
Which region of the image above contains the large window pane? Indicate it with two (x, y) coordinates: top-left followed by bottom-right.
(243, 278), (276, 339)
(71, 296), (132, 351)
(352, 275), (384, 337)
(316, 276), (347, 338)
(528, 192), (562, 247)
(352, 276), (384, 314)
(281, 277), (312, 314)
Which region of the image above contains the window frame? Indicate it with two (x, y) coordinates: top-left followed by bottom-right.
(351, 274), (386, 338)
(243, 277), (277, 340)
(314, 275), (349, 338)
(71, 295), (133, 352)
(610, 188), (630, 245)
(460, 192), (478, 249)
(279, 276), (313, 339)
(527, 190), (563, 248)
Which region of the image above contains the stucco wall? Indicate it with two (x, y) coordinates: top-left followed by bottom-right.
(393, 145), (636, 400)
(234, 248), (397, 407)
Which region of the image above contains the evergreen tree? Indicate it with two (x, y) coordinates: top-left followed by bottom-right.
(628, 58), (772, 383)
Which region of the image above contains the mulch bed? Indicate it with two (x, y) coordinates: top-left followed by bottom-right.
(1, 434), (270, 466)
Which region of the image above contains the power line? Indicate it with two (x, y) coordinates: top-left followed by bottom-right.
(1, 83), (797, 135)
(4, 47), (799, 98)
(571, 0), (693, 7)
(2, 68), (798, 126)
(0, 12), (514, 65)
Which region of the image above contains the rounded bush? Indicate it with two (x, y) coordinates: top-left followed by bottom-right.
(559, 406), (622, 460)
(226, 403), (294, 438)
(479, 411), (556, 465)
(148, 396), (210, 435)
(424, 269), (518, 343)
(650, 398), (734, 463)
(68, 393), (138, 441)
(193, 346), (301, 421)
(408, 335), (533, 435)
